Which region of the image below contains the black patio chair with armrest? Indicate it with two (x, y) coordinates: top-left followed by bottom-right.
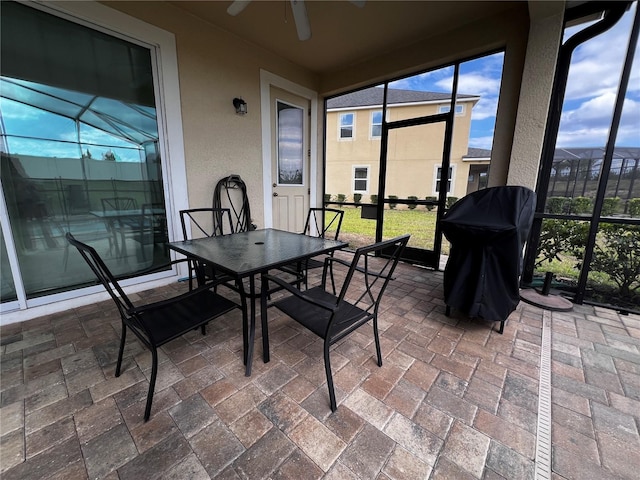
(261, 234), (410, 412)
(66, 232), (242, 421)
(278, 207), (345, 289)
(179, 208), (234, 290)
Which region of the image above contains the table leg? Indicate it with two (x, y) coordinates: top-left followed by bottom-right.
(243, 275), (257, 377)
(236, 278), (249, 370)
(261, 273), (270, 364)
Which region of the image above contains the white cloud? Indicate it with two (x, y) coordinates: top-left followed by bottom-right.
(468, 136), (495, 150)
(470, 97), (499, 121)
(558, 94), (640, 147)
(563, 8), (640, 101)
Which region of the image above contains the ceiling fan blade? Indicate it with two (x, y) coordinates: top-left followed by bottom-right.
(349, 0), (366, 7)
(290, 0), (311, 41)
(227, 0), (252, 16)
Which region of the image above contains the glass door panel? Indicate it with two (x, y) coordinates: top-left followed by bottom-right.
(0, 224), (17, 303)
(0, 2), (169, 301)
(382, 123), (447, 259)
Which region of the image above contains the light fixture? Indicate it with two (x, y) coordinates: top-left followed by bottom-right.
(233, 97), (247, 115)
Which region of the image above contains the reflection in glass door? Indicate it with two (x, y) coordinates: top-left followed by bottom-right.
(0, 2), (169, 306)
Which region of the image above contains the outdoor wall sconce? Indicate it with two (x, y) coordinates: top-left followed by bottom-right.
(233, 97), (247, 115)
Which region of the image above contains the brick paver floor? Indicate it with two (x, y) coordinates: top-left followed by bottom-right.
(1, 256), (639, 479)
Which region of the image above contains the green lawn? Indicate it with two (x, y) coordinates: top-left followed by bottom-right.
(328, 206), (449, 253)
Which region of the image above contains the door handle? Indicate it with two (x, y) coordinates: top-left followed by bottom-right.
(273, 192), (278, 197)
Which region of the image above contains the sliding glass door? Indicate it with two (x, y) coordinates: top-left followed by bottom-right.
(0, 2), (169, 308)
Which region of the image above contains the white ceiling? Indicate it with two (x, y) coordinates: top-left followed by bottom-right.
(167, 1), (521, 75)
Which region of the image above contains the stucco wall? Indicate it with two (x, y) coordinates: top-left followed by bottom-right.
(508, 1), (565, 189)
(102, 1), (320, 229)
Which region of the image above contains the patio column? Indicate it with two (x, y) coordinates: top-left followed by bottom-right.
(508, 1), (565, 189)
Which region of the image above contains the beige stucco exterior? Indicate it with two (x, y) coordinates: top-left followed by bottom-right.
(2, 0), (567, 323)
(325, 99), (479, 203)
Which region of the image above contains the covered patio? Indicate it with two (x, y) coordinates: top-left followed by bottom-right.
(2, 257), (639, 479)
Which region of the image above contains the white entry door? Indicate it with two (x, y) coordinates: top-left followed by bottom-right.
(270, 86), (310, 233)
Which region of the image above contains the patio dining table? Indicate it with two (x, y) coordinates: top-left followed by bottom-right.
(167, 228), (347, 376)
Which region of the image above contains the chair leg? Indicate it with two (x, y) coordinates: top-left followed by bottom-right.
(324, 341), (337, 412)
(372, 317), (383, 367)
(144, 347), (158, 422)
(115, 322), (127, 377)
(497, 319), (505, 334)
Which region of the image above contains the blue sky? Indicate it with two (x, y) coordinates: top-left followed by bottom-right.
(391, 4), (639, 151)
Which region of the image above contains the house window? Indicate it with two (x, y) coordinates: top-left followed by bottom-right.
(435, 166), (454, 193)
(339, 112), (354, 139)
(438, 104), (465, 115)
(371, 111), (382, 138)
(353, 166), (369, 193)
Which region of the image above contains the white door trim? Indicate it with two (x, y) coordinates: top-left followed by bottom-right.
(260, 70), (318, 228)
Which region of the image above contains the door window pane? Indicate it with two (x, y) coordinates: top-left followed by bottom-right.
(0, 2), (168, 299)
(277, 100), (304, 185)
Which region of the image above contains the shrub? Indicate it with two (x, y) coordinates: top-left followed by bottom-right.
(591, 224), (640, 297)
(536, 219), (588, 267)
(388, 195), (398, 209)
(370, 194), (378, 204)
(546, 197), (567, 214)
(353, 193), (362, 204)
(446, 196), (458, 208)
(601, 197), (620, 216)
(570, 196), (591, 214)
(336, 194), (347, 203)
(407, 196), (418, 210)
(629, 198), (640, 217)
(324, 193), (332, 204)
(425, 196), (437, 211)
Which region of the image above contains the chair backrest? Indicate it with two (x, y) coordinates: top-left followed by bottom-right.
(212, 175), (254, 233)
(303, 208), (344, 240)
(101, 197), (137, 212)
(139, 203), (168, 244)
(65, 232), (135, 321)
(179, 208), (233, 240)
(331, 234), (410, 317)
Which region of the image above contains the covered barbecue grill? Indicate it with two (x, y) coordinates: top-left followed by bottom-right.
(440, 186), (536, 333)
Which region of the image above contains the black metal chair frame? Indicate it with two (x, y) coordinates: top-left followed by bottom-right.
(100, 197), (138, 257)
(179, 208), (234, 290)
(66, 232), (243, 421)
(261, 234), (410, 411)
(279, 207), (345, 289)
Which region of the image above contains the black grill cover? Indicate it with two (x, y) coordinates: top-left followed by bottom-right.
(440, 186), (536, 323)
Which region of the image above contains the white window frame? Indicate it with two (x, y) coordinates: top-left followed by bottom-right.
(1, 1), (188, 322)
(353, 165), (370, 194)
(438, 104), (465, 116)
(339, 112), (355, 140)
(370, 110), (382, 139)
(433, 164), (456, 195)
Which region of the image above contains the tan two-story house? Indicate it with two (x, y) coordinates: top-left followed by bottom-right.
(325, 87), (486, 204)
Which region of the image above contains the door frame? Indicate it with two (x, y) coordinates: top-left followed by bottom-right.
(260, 70), (319, 228)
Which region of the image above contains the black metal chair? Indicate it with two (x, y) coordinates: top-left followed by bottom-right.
(135, 203), (169, 262)
(279, 207), (345, 289)
(179, 208), (234, 290)
(66, 232), (241, 421)
(100, 197), (138, 257)
(261, 234), (410, 412)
